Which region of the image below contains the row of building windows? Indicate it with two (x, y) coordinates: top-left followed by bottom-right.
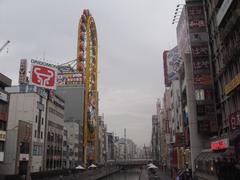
(0, 141), (4, 151)
(0, 104), (8, 114)
(33, 144), (42, 156)
(47, 146), (62, 156)
(35, 115), (44, 125)
(47, 132), (63, 144)
(49, 107), (64, 119)
(20, 142), (30, 154)
(222, 91), (240, 124)
(34, 130), (43, 139)
(0, 120), (6, 131)
(46, 159), (62, 169)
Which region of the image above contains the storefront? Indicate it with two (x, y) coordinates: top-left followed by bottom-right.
(195, 137), (240, 180)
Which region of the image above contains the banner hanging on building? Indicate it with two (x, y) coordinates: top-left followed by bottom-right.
(30, 59), (58, 90)
(19, 59), (28, 84)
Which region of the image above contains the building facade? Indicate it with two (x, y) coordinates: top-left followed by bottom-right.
(44, 94), (65, 170)
(0, 73), (11, 166)
(57, 85), (84, 164)
(4, 86), (48, 175)
(64, 121), (80, 168)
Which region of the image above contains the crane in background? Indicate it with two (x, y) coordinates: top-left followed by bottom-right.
(0, 40), (10, 53)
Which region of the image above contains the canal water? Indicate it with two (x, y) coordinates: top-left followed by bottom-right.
(101, 169), (141, 180)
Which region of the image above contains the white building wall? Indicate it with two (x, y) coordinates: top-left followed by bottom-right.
(6, 93), (47, 173)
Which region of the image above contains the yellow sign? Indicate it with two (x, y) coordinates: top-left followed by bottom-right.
(224, 73), (240, 95)
(0, 130), (6, 141)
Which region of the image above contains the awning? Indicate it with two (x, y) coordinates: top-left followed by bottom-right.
(195, 150), (225, 163)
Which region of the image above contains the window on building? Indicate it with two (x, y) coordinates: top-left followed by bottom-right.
(195, 89), (205, 101)
(20, 142), (30, 154)
(41, 131), (43, 139)
(0, 121), (6, 131)
(33, 145), (37, 155)
(35, 115), (38, 123)
(0, 141), (4, 151)
(48, 132), (51, 141)
(41, 118), (44, 125)
(34, 130), (37, 138)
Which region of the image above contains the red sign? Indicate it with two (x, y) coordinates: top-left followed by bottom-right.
(187, 5), (204, 17)
(192, 58), (210, 70)
(30, 60), (57, 90)
(192, 45), (209, 57)
(211, 138), (229, 150)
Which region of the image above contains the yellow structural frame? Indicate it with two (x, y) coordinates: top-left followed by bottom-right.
(77, 12), (98, 166)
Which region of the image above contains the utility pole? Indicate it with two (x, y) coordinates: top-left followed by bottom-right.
(0, 40), (10, 53)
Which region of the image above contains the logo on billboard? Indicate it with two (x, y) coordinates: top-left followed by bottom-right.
(30, 60), (58, 90)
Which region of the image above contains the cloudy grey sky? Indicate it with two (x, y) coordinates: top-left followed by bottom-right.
(0, 0), (183, 147)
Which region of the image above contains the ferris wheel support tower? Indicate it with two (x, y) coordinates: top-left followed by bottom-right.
(77, 9), (98, 166)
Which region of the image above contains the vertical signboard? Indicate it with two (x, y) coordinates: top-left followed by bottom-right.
(163, 47), (182, 87)
(163, 50), (170, 87)
(30, 59), (58, 90)
(19, 59), (28, 84)
(186, 1), (217, 133)
(177, 6), (189, 57)
(167, 46), (181, 82)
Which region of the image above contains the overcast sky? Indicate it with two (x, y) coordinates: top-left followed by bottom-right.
(0, 0), (183, 147)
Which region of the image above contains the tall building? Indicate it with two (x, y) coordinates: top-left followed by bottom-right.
(44, 93), (65, 170)
(151, 115), (160, 162)
(193, 0), (240, 179)
(57, 85), (84, 165)
(106, 132), (114, 160)
(4, 85), (48, 175)
(64, 121), (80, 168)
(97, 115), (107, 165)
(168, 1), (219, 177)
(0, 73), (11, 169)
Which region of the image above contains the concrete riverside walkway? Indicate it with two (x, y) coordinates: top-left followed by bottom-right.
(30, 167), (120, 180)
(139, 167), (172, 180)
(157, 170), (171, 180)
(139, 169), (149, 180)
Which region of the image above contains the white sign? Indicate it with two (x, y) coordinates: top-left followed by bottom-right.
(0, 91), (8, 102)
(0, 152), (4, 162)
(30, 59), (58, 90)
(19, 59), (28, 84)
(217, 0), (233, 26)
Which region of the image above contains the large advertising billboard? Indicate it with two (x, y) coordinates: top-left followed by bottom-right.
(163, 47), (182, 87)
(177, 6), (189, 57)
(30, 59), (58, 90)
(57, 72), (83, 86)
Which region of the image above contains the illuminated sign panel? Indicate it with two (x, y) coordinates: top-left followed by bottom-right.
(229, 111), (240, 131)
(57, 73), (83, 86)
(224, 73), (240, 95)
(0, 91), (8, 102)
(30, 59), (58, 90)
(0, 130), (6, 141)
(19, 59), (28, 84)
(211, 138), (229, 150)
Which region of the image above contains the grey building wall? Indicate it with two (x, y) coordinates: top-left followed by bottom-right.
(57, 85), (84, 164)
